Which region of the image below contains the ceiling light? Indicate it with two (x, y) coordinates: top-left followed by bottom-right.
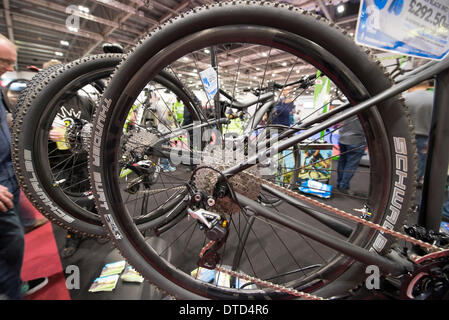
(204, 49), (210, 54)
(282, 62), (287, 67)
(60, 40), (69, 46)
(78, 5), (90, 13)
(337, 5), (345, 13)
(68, 26), (79, 32)
(55, 51), (64, 57)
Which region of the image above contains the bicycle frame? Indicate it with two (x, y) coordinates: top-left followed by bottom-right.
(217, 55), (449, 276)
(147, 53), (449, 278)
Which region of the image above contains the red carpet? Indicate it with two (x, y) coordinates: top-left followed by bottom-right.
(25, 273), (70, 300)
(20, 193), (71, 300)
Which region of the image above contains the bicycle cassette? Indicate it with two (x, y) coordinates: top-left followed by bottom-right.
(122, 129), (159, 159)
(193, 152), (261, 214)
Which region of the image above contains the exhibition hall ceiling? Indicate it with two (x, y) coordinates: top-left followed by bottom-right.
(0, 1), (360, 68)
(0, 0), (363, 92)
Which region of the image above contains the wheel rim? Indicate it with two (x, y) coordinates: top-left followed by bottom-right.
(95, 26), (394, 299)
(31, 64), (201, 229)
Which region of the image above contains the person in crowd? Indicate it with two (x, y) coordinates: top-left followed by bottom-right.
(293, 106), (302, 125)
(18, 192), (48, 234)
(403, 80), (434, 187)
(0, 75), (49, 233)
(152, 92), (177, 172)
(272, 87), (295, 127)
(336, 116), (366, 196)
(0, 34), (47, 299)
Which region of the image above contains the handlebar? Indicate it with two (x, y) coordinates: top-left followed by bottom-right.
(242, 73), (316, 95)
(272, 74), (317, 90)
(219, 74), (317, 111)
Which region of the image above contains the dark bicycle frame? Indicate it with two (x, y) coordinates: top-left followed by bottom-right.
(149, 53), (449, 277)
(215, 55), (449, 277)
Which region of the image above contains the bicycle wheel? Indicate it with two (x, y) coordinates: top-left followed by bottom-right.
(90, 2), (417, 299)
(12, 54), (203, 237)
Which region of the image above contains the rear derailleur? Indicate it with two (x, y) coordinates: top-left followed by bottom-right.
(186, 186), (230, 270)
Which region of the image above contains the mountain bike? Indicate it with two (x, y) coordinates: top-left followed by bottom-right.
(89, 2), (449, 299)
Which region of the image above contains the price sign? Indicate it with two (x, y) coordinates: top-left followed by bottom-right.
(355, 0), (449, 60)
(200, 67), (218, 100)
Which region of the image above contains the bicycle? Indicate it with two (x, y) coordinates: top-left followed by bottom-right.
(88, 1), (449, 299)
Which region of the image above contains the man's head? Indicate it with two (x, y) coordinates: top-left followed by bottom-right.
(280, 86), (294, 103)
(280, 86), (292, 97)
(0, 34), (17, 77)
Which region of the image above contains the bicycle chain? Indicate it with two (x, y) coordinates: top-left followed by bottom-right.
(214, 266), (326, 300)
(205, 171), (448, 300)
(247, 171), (443, 253)
(201, 240), (325, 299)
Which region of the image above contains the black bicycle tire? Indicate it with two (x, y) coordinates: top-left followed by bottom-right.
(90, 2), (417, 299)
(12, 54), (203, 237)
(12, 65), (62, 124)
(12, 55), (120, 236)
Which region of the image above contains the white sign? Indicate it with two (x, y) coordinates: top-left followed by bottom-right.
(356, 0), (449, 60)
(199, 67), (218, 100)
